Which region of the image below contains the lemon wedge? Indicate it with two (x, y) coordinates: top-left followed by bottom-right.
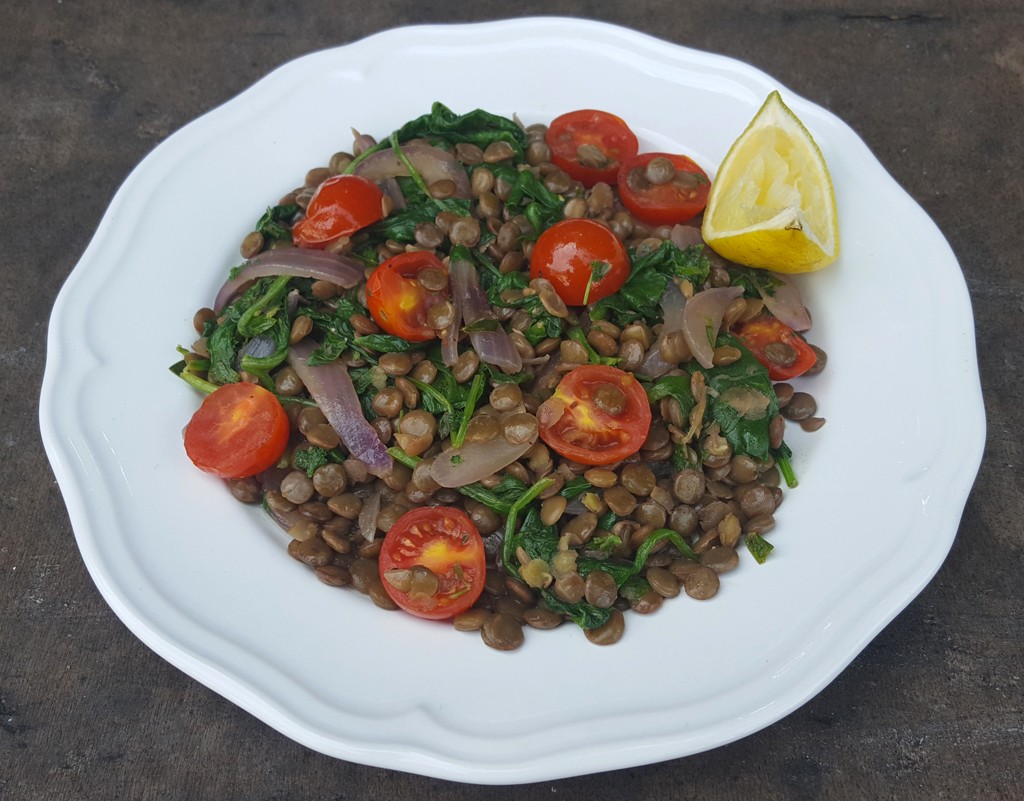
(702, 91), (839, 273)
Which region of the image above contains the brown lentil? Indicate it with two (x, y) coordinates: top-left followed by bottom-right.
(584, 609), (625, 645)
(646, 567), (680, 598)
(683, 566), (721, 600)
(314, 564), (351, 587)
(481, 613), (524, 651)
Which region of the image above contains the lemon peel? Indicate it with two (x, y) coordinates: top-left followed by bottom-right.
(702, 91), (839, 273)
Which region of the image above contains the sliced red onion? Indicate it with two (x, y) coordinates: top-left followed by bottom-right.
(670, 224), (705, 250)
(440, 275), (464, 367)
(238, 333), (276, 361)
(354, 143), (471, 198)
(682, 286), (745, 369)
(430, 415), (536, 488)
(640, 281), (687, 378)
(660, 279), (687, 329)
(214, 248), (365, 311)
(352, 130), (377, 156)
(357, 490), (381, 543)
(286, 340), (393, 477)
(449, 257), (523, 374)
(529, 353), (573, 396)
(759, 272), (812, 332)
(377, 176), (406, 211)
(638, 344), (673, 379)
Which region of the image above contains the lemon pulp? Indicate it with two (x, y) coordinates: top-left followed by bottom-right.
(702, 91), (839, 273)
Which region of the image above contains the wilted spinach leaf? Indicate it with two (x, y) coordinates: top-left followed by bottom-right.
(391, 102), (528, 157)
(698, 333), (779, 460)
(591, 241), (710, 327)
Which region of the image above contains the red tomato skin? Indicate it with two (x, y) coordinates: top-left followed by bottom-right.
(365, 251), (448, 342)
(537, 365), (652, 466)
(378, 507), (486, 620)
(291, 174), (385, 248)
(184, 383), (290, 479)
(545, 110), (640, 188)
(734, 315), (817, 381)
(529, 219), (630, 306)
(617, 153), (711, 226)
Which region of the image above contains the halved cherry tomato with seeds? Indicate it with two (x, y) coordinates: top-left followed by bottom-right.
(378, 507), (486, 620)
(734, 313), (817, 380)
(529, 218), (630, 307)
(291, 174), (385, 248)
(545, 109), (640, 188)
(617, 152), (711, 226)
(366, 251), (449, 342)
(183, 382), (290, 479)
(537, 365), (652, 466)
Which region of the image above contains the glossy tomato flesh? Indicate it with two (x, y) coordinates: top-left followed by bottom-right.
(366, 251), (449, 342)
(734, 314), (817, 380)
(537, 365), (652, 466)
(378, 507), (486, 620)
(530, 218), (630, 306)
(184, 382), (290, 479)
(291, 174), (385, 248)
(617, 152), (711, 226)
(545, 109), (640, 187)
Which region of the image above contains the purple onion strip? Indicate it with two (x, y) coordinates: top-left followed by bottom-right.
(354, 143), (472, 198)
(639, 281), (687, 378)
(449, 258), (523, 374)
(286, 340), (393, 477)
(214, 248), (365, 311)
(682, 286), (745, 369)
(759, 273), (812, 332)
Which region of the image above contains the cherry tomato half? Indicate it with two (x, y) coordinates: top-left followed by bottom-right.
(530, 219), (630, 307)
(537, 365), (652, 466)
(734, 313), (817, 381)
(378, 507), (486, 620)
(291, 174), (385, 248)
(545, 109), (640, 188)
(365, 251), (449, 342)
(617, 152), (711, 226)
(184, 382), (289, 479)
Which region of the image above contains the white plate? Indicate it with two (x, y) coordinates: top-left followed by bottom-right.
(39, 17), (985, 785)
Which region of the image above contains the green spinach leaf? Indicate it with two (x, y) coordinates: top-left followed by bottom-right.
(591, 241), (710, 327)
(391, 102), (528, 157)
(206, 276), (292, 385)
(645, 374), (696, 419)
(300, 297), (368, 365)
(577, 528), (697, 588)
(698, 333), (779, 460)
(457, 474), (529, 516)
(367, 196), (472, 245)
(560, 476), (593, 500)
(255, 204), (300, 245)
(729, 264), (785, 299)
(746, 533), (775, 563)
(352, 333), (423, 354)
(539, 589), (612, 629)
(293, 446), (329, 477)
(503, 169), (565, 237)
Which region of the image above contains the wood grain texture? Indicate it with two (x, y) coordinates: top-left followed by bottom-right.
(3, 2), (1021, 798)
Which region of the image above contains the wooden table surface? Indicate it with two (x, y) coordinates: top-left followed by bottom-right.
(5, 2), (1021, 798)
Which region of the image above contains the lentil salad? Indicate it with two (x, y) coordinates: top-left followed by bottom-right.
(173, 103), (826, 650)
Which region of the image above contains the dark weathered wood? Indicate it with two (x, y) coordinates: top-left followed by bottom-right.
(3, 2), (1021, 798)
